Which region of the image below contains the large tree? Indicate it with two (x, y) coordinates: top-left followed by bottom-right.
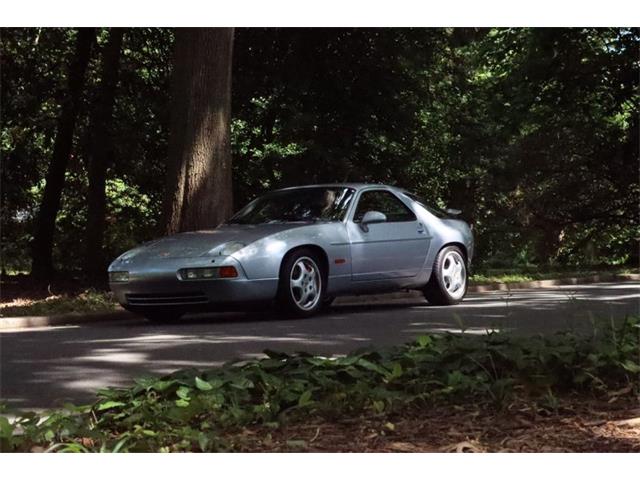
(163, 28), (234, 234)
(84, 28), (125, 277)
(30, 28), (94, 278)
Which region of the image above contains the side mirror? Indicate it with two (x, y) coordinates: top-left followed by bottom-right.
(360, 211), (387, 232)
(445, 208), (462, 217)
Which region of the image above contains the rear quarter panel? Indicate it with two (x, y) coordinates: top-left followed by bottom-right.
(402, 197), (474, 285)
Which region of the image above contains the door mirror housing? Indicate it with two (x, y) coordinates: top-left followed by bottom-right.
(360, 210), (387, 232)
(445, 208), (462, 217)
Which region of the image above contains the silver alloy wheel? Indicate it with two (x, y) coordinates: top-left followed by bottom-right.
(289, 256), (322, 311)
(441, 250), (466, 299)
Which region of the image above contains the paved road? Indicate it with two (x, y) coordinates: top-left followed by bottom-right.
(1, 281), (638, 409)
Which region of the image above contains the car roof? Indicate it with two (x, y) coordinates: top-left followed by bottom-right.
(273, 183), (399, 192)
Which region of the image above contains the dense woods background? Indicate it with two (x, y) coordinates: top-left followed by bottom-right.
(1, 27), (638, 280)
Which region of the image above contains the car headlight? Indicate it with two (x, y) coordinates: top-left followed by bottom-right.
(109, 271), (129, 282)
(217, 242), (246, 256)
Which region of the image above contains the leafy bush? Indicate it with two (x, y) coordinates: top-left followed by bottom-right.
(1, 289), (117, 317)
(1, 316), (638, 452)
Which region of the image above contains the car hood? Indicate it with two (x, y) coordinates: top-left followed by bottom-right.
(120, 223), (305, 261)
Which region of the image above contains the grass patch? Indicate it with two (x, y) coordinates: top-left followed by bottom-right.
(470, 266), (635, 285)
(2, 316), (638, 452)
(0, 289), (117, 317)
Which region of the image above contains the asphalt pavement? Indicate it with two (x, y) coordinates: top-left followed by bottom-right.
(1, 281), (638, 409)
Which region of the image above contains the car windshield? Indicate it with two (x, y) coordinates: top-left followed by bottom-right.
(228, 187), (356, 225)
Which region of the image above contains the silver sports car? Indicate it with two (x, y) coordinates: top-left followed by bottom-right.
(108, 184), (474, 321)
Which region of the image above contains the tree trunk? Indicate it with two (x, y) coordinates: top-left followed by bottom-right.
(84, 28), (125, 278)
(163, 28), (234, 235)
(31, 28), (95, 279)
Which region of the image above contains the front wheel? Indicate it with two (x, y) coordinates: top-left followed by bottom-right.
(423, 246), (468, 305)
(277, 249), (325, 318)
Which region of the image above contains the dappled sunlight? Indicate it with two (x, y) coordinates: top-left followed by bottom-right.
(59, 373), (128, 393)
(76, 350), (148, 364)
(590, 293), (640, 301)
(0, 324), (81, 334)
(428, 327), (502, 335)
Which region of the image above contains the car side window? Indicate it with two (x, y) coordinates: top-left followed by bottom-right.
(353, 190), (416, 223)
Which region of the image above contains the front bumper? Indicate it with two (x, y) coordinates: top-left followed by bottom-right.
(109, 256), (278, 309)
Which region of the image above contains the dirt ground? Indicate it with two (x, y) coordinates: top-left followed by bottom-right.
(229, 395), (640, 452)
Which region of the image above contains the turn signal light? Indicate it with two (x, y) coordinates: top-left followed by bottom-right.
(179, 266), (238, 280)
(218, 266), (238, 278)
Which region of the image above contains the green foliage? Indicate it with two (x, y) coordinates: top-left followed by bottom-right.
(1, 28), (171, 274)
(2, 316), (638, 452)
(2, 28), (638, 274)
(453, 28), (639, 266)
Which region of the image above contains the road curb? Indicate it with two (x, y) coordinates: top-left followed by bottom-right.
(334, 273), (639, 304)
(466, 272), (640, 293)
(1, 273), (638, 329)
(0, 309), (133, 330)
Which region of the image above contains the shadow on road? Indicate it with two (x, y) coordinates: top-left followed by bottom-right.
(1, 282), (638, 409)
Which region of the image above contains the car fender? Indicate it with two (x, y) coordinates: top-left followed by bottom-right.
(230, 223), (352, 292)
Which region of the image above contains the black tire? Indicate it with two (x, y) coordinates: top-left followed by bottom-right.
(277, 248), (325, 318)
(423, 246), (468, 306)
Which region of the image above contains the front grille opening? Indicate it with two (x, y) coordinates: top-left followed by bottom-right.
(126, 291), (208, 306)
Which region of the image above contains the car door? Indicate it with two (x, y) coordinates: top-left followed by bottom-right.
(347, 189), (430, 281)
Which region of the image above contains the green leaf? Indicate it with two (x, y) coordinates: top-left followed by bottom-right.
(621, 360), (640, 373)
(175, 398), (190, 408)
(264, 350), (289, 360)
(230, 377), (254, 389)
(152, 380), (177, 392)
(198, 432), (210, 452)
(96, 400), (126, 411)
(298, 390), (313, 407)
(387, 363), (403, 380)
(286, 440), (308, 450)
(372, 400), (385, 413)
(176, 386), (191, 400)
(357, 358), (390, 376)
(334, 356), (360, 366)
(0, 416), (14, 439)
(342, 366), (364, 378)
(195, 376), (213, 391)
(111, 437), (129, 453)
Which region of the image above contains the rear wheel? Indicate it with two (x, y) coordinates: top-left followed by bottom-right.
(277, 249), (325, 318)
(423, 246), (467, 305)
